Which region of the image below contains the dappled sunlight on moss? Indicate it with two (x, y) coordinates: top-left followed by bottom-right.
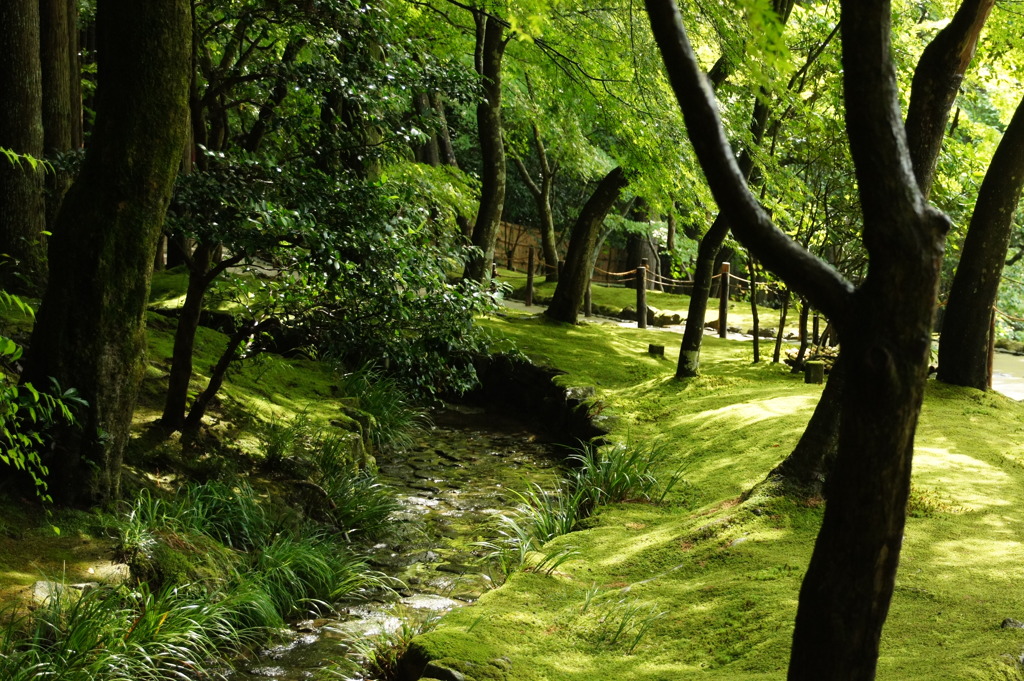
(913, 447), (1014, 511)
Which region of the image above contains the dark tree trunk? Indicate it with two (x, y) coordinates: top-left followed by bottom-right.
(463, 14), (507, 283)
(545, 167), (628, 324)
(937, 94), (1024, 389)
(23, 0), (191, 505)
(773, 290), (789, 363)
(0, 0), (46, 294)
(773, 0), (996, 489)
(676, 214), (729, 376)
(413, 91), (442, 166)
(770, 356), (845, 491)
(790, 299), (810, 372)
(512, 122), (560, 282)
(749, 254), (760, 363)
(647, 3), (950, 678)
(904, 0), (995, 199)
(433, 93), (459, 168)
(182, 319), (266, 436)
(40, 0), (77, 228)
(160, 242), (241, 431)
(674, 48), (779, 376)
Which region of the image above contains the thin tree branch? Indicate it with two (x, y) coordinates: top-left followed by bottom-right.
(645, 0), (853, 323)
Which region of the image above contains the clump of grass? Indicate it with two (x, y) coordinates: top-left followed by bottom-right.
(303, 432), (401, 540)
(594, 597), (666, 654)
(110, 481), (395, 627)
(478, 440), (677, 582)
(0, 582), (260, 681)
(337, 363), (428, 452)
(350, 609), (442, 681)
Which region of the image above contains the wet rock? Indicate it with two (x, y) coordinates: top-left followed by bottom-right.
(1001, 618), (1024, 629)
(400, 594), (462, 612)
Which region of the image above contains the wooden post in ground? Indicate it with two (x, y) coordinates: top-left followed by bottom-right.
(988, 307), (996, 391)
(805, 361), (825, 384)
(525, 246), (535, 307)
(718, 261), (730, 338)
(637, 258), (648, 329)
(584, 281), (592, 317)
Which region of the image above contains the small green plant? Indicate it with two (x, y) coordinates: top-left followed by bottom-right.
(349, 609), (442, 681)
(594, 597), (666, 654)
(0, 291), (86, 507)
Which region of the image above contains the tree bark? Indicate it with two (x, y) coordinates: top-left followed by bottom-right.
(463, 13), (507, 283)
(937, 94), (1024, 389)
(23, 0), (191, 505)
(773, 0), (994, 488)
(544, 167), (628, 324)
(40, 0), (78, 228)
(646, 2), (950, 678)
(0, 0), (46, 294)
(904, 0), (995, 199)
(512, 122), (560, 282)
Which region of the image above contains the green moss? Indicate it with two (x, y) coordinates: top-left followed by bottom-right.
(410, 314), (1024, 680)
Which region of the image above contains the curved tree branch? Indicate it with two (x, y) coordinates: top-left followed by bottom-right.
(644, 0), (854, 324)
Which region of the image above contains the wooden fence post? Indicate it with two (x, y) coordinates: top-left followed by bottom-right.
(637, 258), (648, 329)
(526, 246), (535, 307)
(718, 261), (730, 338)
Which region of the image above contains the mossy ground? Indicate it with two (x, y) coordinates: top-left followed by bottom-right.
(412, 313), (1024, 680)
(496, 267), (799, 335)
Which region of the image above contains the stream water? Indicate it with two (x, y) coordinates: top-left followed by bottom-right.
(229, 406), (564, 680)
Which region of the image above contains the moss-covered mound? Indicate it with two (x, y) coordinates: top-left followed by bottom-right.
(404, 314), (1024, 681)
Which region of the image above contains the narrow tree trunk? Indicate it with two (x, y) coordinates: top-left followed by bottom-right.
(545, 167), (628, 324)
(676, 214), (729, 376)
(463, 14), (507, 283)
(750, 254), (760, 363)
(937, 93), (1024, 389)
(23, 0), (191, 505)
(182, 320), (264, 436)
(770, 356), (845, 491)
(40, 0), (76, 229)
(161, 242), (215, 431)
(773, 291), (789, 364)
(0, 0), (46, 294)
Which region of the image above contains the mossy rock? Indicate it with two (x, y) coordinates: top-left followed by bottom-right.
(122, 529), (239, 590)
(397, 629), (509, 681)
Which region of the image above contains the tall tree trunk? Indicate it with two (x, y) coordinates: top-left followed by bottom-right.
(23, 0), (191, 505)
(647, 2), (950, 678)
(463, 14), (507, 283)
(512, 122), (560, 282)
(904, 0), (995, 199)
(773, 0), (996, 486)
(0, 0), (46, 294)
(674, 22), (783, 376)
(545, 167), (628, 324)
(937, 94), (1024, 389)
(40, 0), (77, 227)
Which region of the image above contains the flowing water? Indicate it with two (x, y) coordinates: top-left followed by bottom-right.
(230, 405), (564, 680)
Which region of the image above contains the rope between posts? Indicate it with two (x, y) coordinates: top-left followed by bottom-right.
(995, 306), (1024, 323)
(594, 266), (639, 277)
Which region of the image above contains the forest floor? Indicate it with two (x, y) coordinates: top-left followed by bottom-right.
(406, 309), (1024, 680)
(3, 276), (1024, 680)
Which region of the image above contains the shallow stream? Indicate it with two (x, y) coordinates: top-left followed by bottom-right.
(229, 406), (564, 680)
